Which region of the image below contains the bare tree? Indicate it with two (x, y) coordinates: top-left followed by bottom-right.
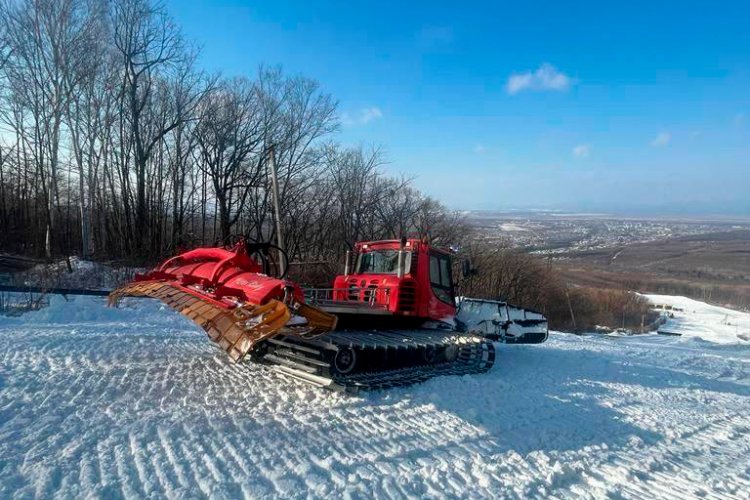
(238, 68), (338, 244)
(1, 0), (103, 257)
(164, 58), (214, 248)
(111, 0), (186, 253)
(194, 77), (266, 242)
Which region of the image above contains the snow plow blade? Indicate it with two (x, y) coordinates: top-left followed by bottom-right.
(108, 281), (335, 362)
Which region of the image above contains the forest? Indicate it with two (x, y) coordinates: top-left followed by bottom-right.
(0, 0), (465, 264)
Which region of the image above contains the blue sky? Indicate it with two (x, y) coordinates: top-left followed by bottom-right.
(166, 0), (750, 215)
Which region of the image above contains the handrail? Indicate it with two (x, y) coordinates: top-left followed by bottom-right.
(304, 286), (391, 309)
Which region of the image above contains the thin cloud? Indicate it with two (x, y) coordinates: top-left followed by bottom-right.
(474, 144), (487, 154)
(734, 113), (745, 126)
(572, 144), (590, 158)
(651, 132), (671, 147)
(506, 63), (573, 95)
(360, 107), (383, 123)
(341, 107), (383, 126)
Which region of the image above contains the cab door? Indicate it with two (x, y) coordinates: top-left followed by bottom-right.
(427, 251), (456, 319)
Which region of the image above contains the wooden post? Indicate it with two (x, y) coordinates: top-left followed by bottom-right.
(267, 146), (286, 276)
(566, 289), (577, 332)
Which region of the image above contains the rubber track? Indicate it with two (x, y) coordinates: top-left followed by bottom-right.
(263, 331), (495, 391)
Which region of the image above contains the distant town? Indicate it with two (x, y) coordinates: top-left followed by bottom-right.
(466, 210), (750, 253)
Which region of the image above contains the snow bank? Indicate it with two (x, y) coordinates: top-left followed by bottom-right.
(0, 295), (748, 498)
(10, 257), (140, 290)
(643, 293), (750, 344)
(0, 294), (173, 326)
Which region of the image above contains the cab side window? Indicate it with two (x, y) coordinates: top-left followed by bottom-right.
(429, 253), (454, 304)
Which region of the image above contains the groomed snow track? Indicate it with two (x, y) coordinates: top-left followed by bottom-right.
(1, 295), (749, 498)
(262, 331), (495, 391)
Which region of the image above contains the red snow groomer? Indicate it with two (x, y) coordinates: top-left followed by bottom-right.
(110, 238), (547, 391)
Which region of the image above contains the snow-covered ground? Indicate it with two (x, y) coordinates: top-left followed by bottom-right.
(644, 293), (750, 344)
(1, 296), (749, 498)
(2, 257), (138, 291)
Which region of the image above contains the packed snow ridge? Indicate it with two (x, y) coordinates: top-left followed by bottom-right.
(0, 295), (748, 498)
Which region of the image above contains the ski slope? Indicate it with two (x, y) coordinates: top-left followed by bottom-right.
(1, 296), (749, 498)
(644, 293), (750, 344)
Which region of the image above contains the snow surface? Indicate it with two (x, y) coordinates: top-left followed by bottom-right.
(644, 293), (750, 344)
(1, 295), (749, 498)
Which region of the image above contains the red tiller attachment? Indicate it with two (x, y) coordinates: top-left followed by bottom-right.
(108, 241), (337, 362)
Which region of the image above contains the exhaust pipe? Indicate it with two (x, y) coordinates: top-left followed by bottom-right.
(397, 236), (406, 278)
(344, 250), (352, 276)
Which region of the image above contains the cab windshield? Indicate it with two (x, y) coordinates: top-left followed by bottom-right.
(356, 250), (412, 274)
